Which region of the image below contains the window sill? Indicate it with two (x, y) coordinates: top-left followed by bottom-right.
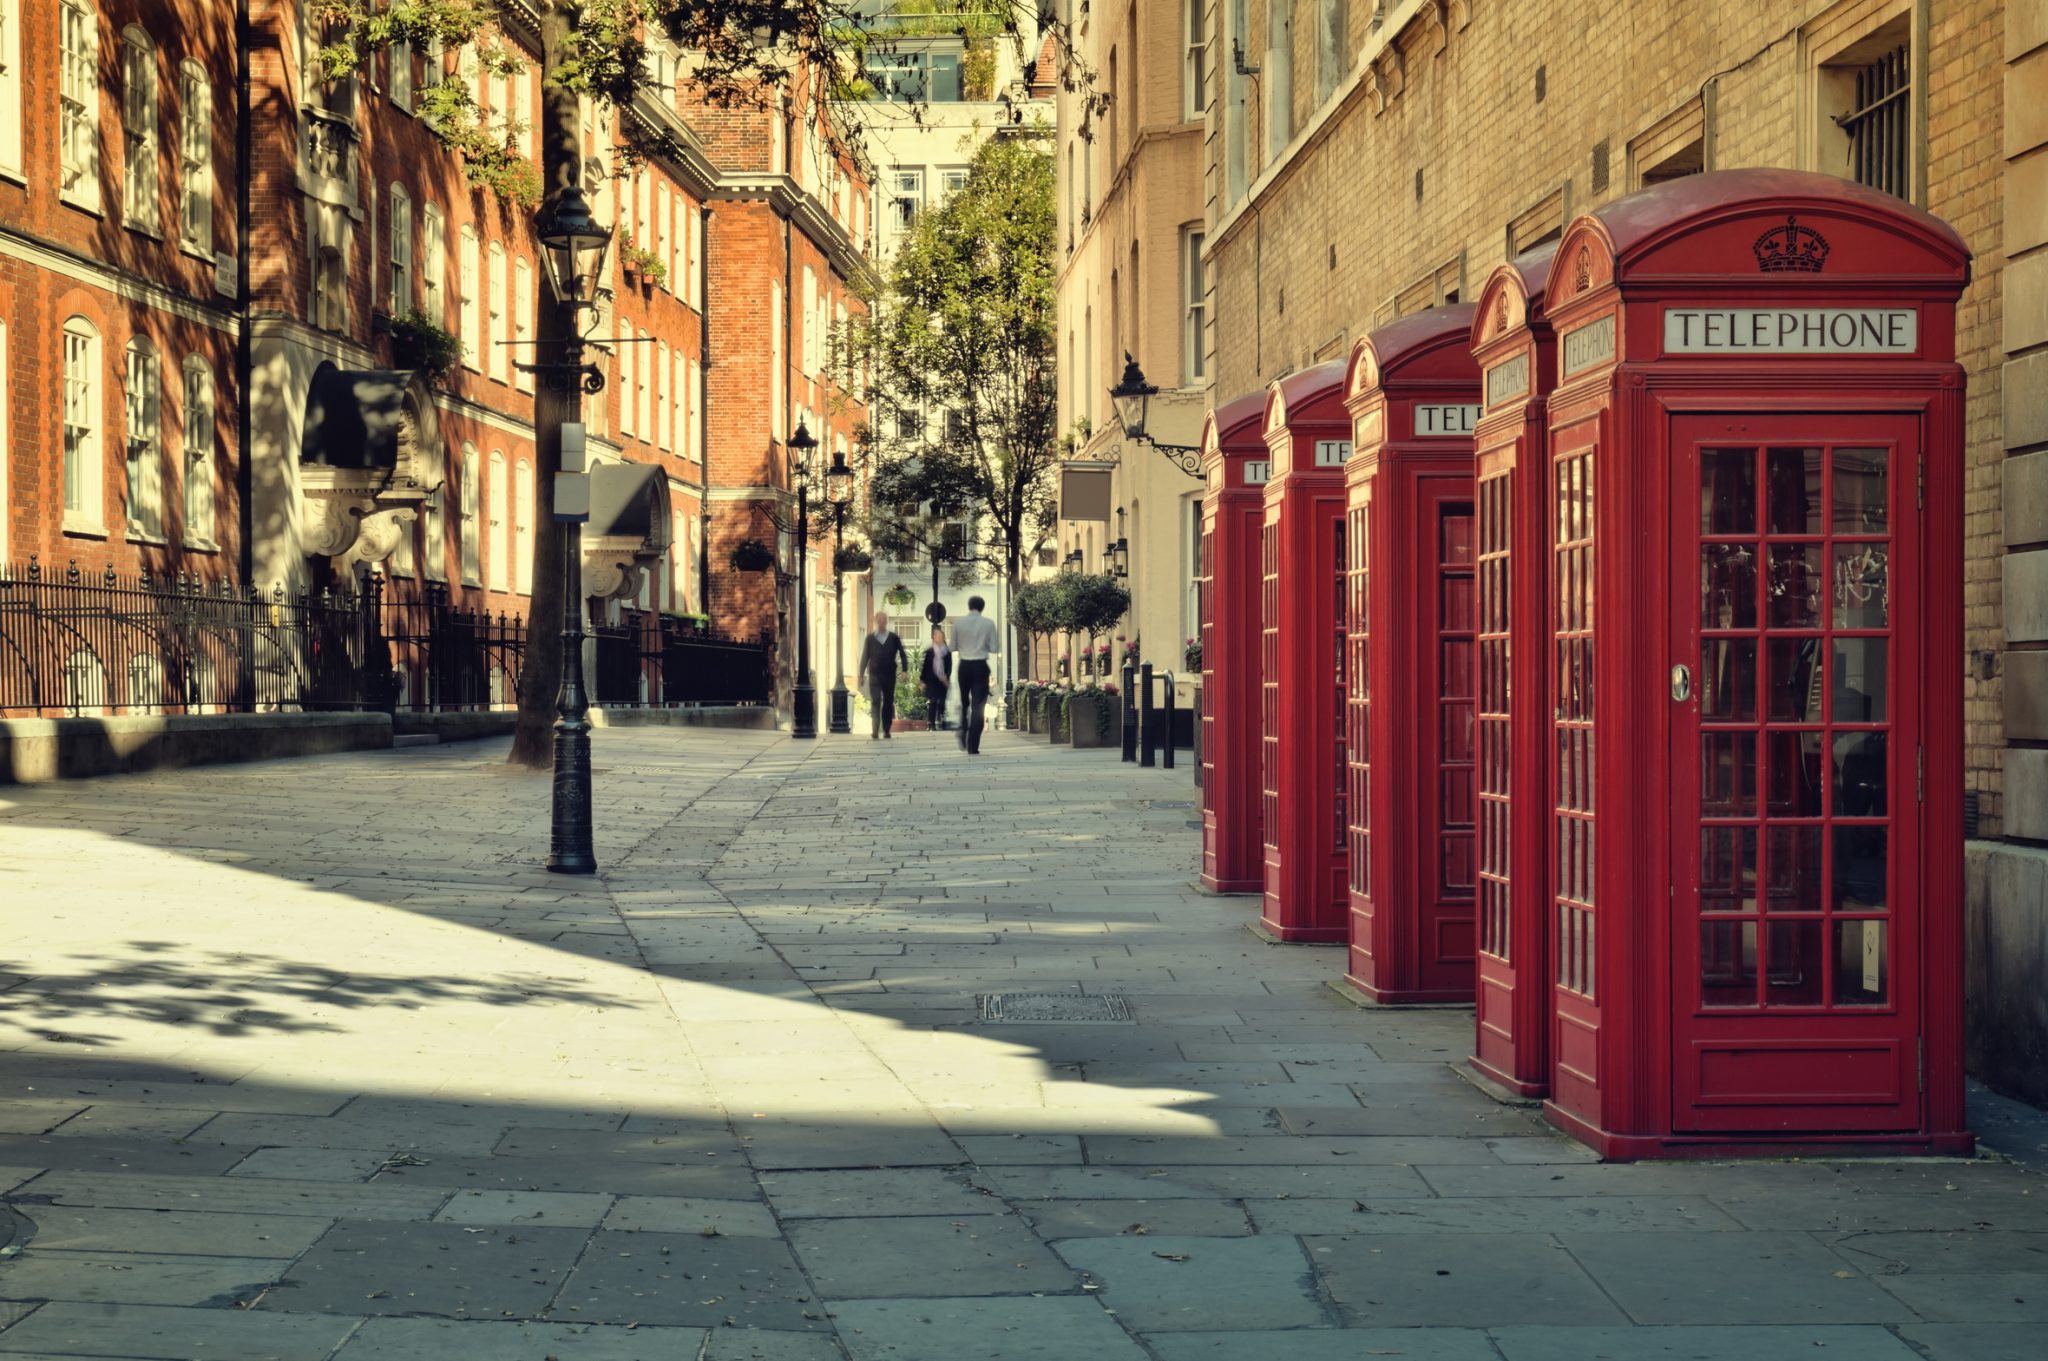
(461, 574), (482, 588)
(126, 529), (170, 546)
(59, 188), (104, 217)
(126, 220), (163, 242)
(183, 539), (220, 554)
(62, 518), (109, 539)
(0, 165), (25, 186)
(181, 239), (215, 264)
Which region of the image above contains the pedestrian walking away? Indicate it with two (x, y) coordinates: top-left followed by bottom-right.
(856, 611), (910, 739)
(921, 624), (955, 733)
(949, 595), (1001, 755)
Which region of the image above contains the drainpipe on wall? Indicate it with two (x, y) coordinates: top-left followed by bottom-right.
(234, 0), (254, 585)
(697, 208), (712, 616)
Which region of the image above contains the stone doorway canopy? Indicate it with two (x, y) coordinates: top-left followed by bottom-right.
(298, 365), (441, 570)
(585, 462), (673, 600)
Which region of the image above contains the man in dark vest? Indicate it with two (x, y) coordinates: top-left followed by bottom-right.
(856, 611), (910, 740)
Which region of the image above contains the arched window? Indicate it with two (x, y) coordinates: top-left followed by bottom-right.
(179, 60), (212, 254)
(59, 1), (100, 210)
(181, 356), (215, 547)
(121, 26), (159, 232)
(421, 204), (446, 321)
(421, 487), (444, 581)
(514, 459), (534, 595)
(486, 450), (508, 590)
(126, 335), (166, 539)
(459, 226), (482, 371)
(64, 649), (107, 715)
(458, 441), (481, 583)
(62, 317), (102, 530)
(388, 185), (412, 313)
(127, 652), (164, 712)
(513, 257), (532, 393)
(487, 241), (507, 382)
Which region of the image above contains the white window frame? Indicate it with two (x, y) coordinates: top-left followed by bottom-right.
(636, 327), (652, 438)
(181, 355), (215, 548)
(60, 0), (101, 212)
(687, 202), (704, 309)
(514, 256), (533, 393)
(671, 348), (686, 462)
(618, 327), (634, 437)
(422, 488), (445, 581)
(178, 61), (212, 256)
(422, 204), (445, 323)
(514, 458), (534, 595)
(122, 26), (159, 234)
(124, 337), (164, 541)
(656, 340), (671, 449)
(487, 241), (507, 382)
(459, 226), (481, 371)
(62, 317), (103, 533)
(1183, 226), (1207, 383)
(486, 450), (508, 590)
(388, 185), (412, 314)
(1185, 0), (1209, 119)
(390, 38), (412, 112)
(512, 58), (532, 156)
(0, 0), (24, 180)
(458, 442), (481, 583)
(801, 265), (818, 374)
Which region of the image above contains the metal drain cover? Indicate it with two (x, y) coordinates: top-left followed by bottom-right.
(977, 993), (1133, 1024)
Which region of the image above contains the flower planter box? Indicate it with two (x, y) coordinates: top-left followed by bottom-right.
(1069, 692), (1121, 749)
(1025, 694), (1047, 733)
(1047, 702), (1071, 743)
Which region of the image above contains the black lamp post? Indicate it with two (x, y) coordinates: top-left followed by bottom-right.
(534, 184), (612, 876)
(1110, 352), (1205, 480)
(824, 447), (854, 735)
(788, 420), (819, 739)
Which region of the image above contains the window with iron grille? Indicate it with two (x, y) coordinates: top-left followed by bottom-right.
(1840, 41), (1910, 200)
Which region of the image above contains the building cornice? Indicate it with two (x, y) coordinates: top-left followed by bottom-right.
(713, 174), (879, 290)
(0, 227), (240, 335)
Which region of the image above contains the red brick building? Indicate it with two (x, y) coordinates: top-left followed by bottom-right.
(0, 2), (867, 717)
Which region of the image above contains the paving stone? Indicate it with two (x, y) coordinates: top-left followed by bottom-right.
(1897, 1322), (2048, 1360)
(1712, 1190), (2048, 1233)
(0, 1137), (252, 1179)
(981, 1165), (1434, 1201)
(758, 1170), (1000, 1219)
(1306, 1233), (1626, 1327)
(952, 1135), (1081, 1164)
(830, 1296), (1145, 1360)
(0, 1251), (283, 1306)
(259, 1220), (588, 1318)
(1246, 1196), (1744, 1236)
(1016, 1200), (1255, 1240)
(329, 1317), (709, 1360)
(9, 1207), (332, 1258)
(601, 1196), (781, 1237)
(0, 1169), (40, 1195)
(788, 1216), (1075, 1299)
(548, 1230), (823, 1330)
(494, 1126), (750, 1164)
(699, 1331), (849, 1361)
(1866, 1271), (2048, 1322)
(0, 1105), (89, 1136)
(737, 1123), (967, 1171)
(432, 1190), (613, 1228)
(1272, 1103), (1546, 1136)
(1488, 1324), (1926, 1360)
(1082, 1135), (1505, 1166)
(227, 1147), (391, 1182)
(39, 1108), (217, 1141)
(0, 1301), (354, 1359)
(22, 1172), (448, 1221)
(371, 1154), (756, 1199)
(1052, 1236), (1327, 1331)
(1557, 1231), (1917, 1325)
(1145, 1329), (1497, 1360)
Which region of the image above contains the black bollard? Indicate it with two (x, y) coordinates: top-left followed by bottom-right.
(1162, 672), (1176, 771)
(1139, 662), (1156, 768)
(1121, 661), (1138, 762)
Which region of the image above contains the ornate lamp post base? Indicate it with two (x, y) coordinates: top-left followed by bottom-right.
(828, 684), (851, 734)
(792, 682), (818, 738)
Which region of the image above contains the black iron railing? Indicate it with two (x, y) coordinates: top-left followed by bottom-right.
(378, 579), (527, 712)
(0, 557), (366, 716)
(659, 615), (773, 706)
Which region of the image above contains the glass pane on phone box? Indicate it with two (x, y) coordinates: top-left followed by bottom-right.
(1702, 731), (1757, 816)
(1701, 448), (1756, 534)
(1701, 638), (1757, 721)
(1834, 638), (1888, 723)
(1769, 637), (1822, 722)
(1701, 825), (1757, 912)
(1834, 542), (1889, 629)
(1834, 919), (1889, 1005)
(1834, 731), (1888, 817)
(1767, 917), (1825, 1005)
(1702, 919), (1758, 1007)
(1835, 824), (1887, 912)
(1768, 544), (1824, 628)
(1833, 448), (1888, 533)
(1703, 544), (1757, 628)
(1766, 447), (1823, 535)
(1765, 730), (1824, 818)
(1765, 824), (1823, 913)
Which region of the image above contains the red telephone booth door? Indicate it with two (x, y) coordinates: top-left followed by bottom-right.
(1672, 413), (1921, 1134)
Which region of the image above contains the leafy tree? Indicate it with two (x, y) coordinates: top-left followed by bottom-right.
(1063, 572), (1129, 654)
(310, 3), (1092, 768)
(846, 130), (1061, 671)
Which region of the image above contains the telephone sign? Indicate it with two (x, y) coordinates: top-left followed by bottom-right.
(1314, 439), (1352, 467)
(1244, 459), (1271, 484)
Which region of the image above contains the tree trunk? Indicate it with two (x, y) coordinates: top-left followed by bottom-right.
(507, 5), (576, 769)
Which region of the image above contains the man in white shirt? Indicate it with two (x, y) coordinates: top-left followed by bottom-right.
(948, 595), (1001, 755)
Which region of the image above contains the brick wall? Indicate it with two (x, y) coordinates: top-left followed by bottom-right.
(1203, 0), (2011, 821)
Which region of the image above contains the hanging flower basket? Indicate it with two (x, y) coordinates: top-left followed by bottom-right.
(833, 545), (874, 574)
(884, 584), (916, 608)
(730, 538), (774, 573)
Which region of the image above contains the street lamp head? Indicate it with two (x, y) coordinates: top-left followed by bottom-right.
(824, 448), (854, 507)
(537, 185), (612, 308)
(1110, 352), (1155, 441)
(1110, 536), (1129, 579)
(787, 418), (818, 484)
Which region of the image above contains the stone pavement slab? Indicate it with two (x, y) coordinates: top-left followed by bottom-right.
(0, 1301), (355, 1359)
(1051, 1235), (1328, 1331)
(1306, 1232), (1627, 1327)
(2, 727), (2044, 1359)
(259, 1220), (589, 1318)
(830, 1296), (1145, 1360)
(548, 1230), (824, 1329)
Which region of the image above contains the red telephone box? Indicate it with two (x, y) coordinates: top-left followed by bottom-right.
(1538, 169), (1970, 1157)
(1259, 359), (1352, 943)
(1201, 392), (1275, 894)
(1466, 246), (1560, 1095)
(1340, 307), (1483, 1002)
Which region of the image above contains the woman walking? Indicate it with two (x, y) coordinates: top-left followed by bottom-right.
(920, 624), (955, 732)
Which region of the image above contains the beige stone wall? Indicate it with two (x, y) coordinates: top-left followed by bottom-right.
(1202, 0), (2015, 825)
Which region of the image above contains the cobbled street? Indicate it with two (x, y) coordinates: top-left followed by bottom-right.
(1, 728), (2044, 1361)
